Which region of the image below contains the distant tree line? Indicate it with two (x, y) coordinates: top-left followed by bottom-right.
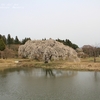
(0, 34), (79, 50)
(0, 34), (79, 52)
(56, 39), (78, 49)
(0, 34), (31, 49)
(0, 33), (31, 51)
(0, 34), (31, 58)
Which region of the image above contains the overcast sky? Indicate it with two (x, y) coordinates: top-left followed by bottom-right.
(0, 0), (100, 47)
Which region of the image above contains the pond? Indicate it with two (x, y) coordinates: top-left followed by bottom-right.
(0, 68), (100, 100)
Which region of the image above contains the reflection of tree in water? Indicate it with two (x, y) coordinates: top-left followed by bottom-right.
(21, 68), (33, 76)
(0, 68), (78, 78)
(56, 70), (77, 77)
(43, 69), (77, 77)
(0, 67), (27, 77)
(44, 69), (55, 77)
(66, 71), (77, 77)
(0, 68), (18, 78)
(94, 71), (100, 82)
(94, 71), (98, 81)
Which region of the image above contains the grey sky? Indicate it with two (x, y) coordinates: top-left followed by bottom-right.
(0, 0), (100, 47)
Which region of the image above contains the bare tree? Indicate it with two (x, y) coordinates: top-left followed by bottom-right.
(82, 44), (100, 62)
(92, 44), (100, 62)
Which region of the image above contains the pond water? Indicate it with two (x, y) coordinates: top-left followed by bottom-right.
(0, 68), (100, 100)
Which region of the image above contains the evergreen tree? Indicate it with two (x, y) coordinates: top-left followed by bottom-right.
(14, 36), (20, 44)
(56, 39), (78, 49)
(67, 39), (72, 47)
(21, 38), (31, 44)
(0, 34), (2, 39)
(2, 35), (7, 44)
(7, 34), (12, 44)
(11, 37), (14, 44)
(72, 44), (79, 49)
(0, 38), (5, 51)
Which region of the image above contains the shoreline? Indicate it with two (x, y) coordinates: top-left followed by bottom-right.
(0, 58), (100, 71)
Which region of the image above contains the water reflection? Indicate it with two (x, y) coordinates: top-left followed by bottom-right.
(0, 68), (78, 78)
(31, 68), (78, 77)
(94, 71), (97, 81)
(1, 68), (100, 80)
(0, 68), (24, 77)
(94, 71), (100, 81)
(0, 68), (100, 100)
(44, 69), (55, 77)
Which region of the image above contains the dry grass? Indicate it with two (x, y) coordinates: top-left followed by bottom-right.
(0, 59), (15, 70)
(0, 57), (100, 71)
(81, 57), (100, 62)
